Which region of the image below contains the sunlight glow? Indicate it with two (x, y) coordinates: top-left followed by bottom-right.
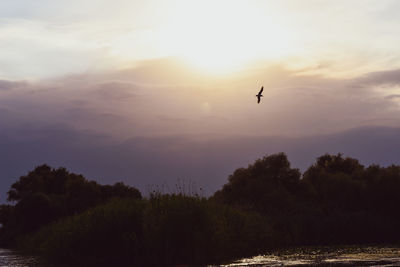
(157, 1), (295, 74)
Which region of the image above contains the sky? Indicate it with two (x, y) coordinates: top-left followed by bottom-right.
(1, 0), (400, 200)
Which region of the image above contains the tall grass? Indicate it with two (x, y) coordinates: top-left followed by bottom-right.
(18, 195), (273, 266)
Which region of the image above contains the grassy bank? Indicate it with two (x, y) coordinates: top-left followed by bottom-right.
(18, 195), (272, 266)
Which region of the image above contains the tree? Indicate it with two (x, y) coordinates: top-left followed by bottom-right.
(0, 164), (142, 245)
(213, 153), (301, 214)
(302, 154), (365, 211)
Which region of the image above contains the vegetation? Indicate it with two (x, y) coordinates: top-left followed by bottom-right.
(213, 153), (400, 245)
(18, 195), (271, 266)
(0, 165), (141, 246)
(1, 153), (400, 265)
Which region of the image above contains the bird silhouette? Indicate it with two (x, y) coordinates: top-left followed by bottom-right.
(256, 86), (263, 104)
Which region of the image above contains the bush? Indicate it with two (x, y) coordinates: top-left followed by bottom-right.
(19, 195), (274, 266)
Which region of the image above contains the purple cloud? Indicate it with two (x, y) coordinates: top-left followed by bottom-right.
(2, 62), (400, 202)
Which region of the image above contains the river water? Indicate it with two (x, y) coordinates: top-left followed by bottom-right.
(1, 246), (400, 266)
(224, 246), (400, 266)
(0, 249), (41, 267)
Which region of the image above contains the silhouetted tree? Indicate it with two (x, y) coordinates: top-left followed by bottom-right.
(301, 154), (365, 210)
(301, 153), (400, 243)
(213, 153), (301, 214)
(0, 164), (142, 245)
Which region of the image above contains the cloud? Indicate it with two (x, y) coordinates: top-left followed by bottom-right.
(385, 94), (400, 100)
(90, 82), (138, 100)
(2, 0), (400, 80)
(2, 62), (400, 201)
(0, 80), (26, 91)
(356, 69), (400, 86)
(2, 60), (400, 138)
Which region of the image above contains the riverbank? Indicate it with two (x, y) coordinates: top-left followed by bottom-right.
(225, 246), (400, 266)
(17, 195), (270, 266)
(2, 245), (400, 267)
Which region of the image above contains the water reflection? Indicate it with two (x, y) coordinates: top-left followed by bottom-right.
(0, 249), (41, 267)
(1, 246), (400, 266)
(224, 246), (400, 266)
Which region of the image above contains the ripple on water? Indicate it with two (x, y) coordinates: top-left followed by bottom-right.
(0, 249), (41, 267)
(222, 246), (400, 266)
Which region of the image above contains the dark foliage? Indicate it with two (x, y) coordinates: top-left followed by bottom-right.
(213, 153), (301, 214)
(214, 153), (400, 245)
(0, 165), (141, 245)
(2, 153), (400, 265)
(18, 195), (271, 266)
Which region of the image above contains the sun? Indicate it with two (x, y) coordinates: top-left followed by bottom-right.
(159, 1), (294, 74)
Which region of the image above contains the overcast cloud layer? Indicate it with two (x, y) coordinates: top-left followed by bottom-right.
(1, 0), (400, 79)
(2, 61), (400, 201)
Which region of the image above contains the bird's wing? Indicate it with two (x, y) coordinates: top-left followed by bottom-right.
(257, 96), (261, 103)
(259, 86), (264, 94)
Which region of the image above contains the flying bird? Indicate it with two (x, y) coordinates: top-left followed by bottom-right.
(256, 86), (263, 104)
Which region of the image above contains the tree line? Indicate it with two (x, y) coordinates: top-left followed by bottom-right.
(213, 153), (400, 245)
(0, 153), (399, 265)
